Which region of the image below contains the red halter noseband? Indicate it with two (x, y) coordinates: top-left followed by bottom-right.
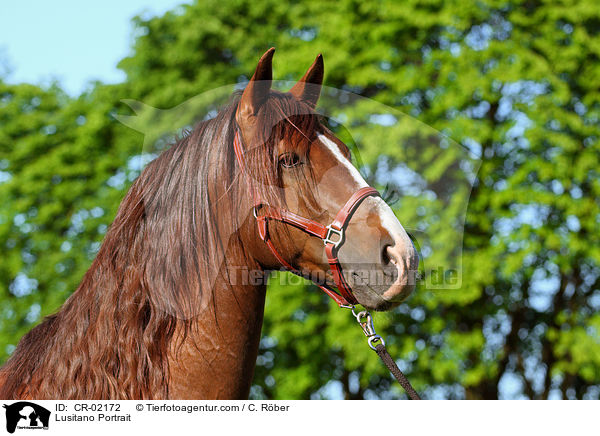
(233, 129), (380, 307)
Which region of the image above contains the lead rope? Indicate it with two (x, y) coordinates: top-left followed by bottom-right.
(349, 307), (421, 400)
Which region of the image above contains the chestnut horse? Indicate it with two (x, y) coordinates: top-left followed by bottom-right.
(0, 49), (418, 399)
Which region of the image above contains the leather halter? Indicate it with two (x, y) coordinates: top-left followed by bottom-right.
(233, 129), (380, 307)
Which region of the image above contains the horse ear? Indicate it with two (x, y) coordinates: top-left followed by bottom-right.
(237, 48), (275, 124)
(289, 54), (324, 108)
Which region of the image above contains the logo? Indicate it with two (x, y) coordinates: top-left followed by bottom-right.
(2, 402), (50, 434)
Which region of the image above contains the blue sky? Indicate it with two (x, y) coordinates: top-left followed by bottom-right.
(0, 0), (190, 95)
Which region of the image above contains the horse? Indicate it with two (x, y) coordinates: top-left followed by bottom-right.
(0, 48), (419, 399)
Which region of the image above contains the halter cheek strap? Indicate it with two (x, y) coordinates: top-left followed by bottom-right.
(233, 130), (380, 307)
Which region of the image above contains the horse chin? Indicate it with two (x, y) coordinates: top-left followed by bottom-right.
(352, 283), (415, 312)
(351, 287), (399, 312)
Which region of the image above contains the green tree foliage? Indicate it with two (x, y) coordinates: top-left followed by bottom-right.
(1, 0), (598, 399)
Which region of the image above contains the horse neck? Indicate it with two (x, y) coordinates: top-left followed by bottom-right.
(130, 115), (268, 399)
(166, 231), (268, 399)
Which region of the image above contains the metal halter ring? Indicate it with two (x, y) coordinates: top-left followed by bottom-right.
(323, 225), (344, 248)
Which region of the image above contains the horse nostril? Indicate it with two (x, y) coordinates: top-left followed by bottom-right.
(381, 244), (393, 266)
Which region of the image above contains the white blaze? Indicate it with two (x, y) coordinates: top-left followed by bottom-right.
(317, 134), (368, 188)
(317, 133), (408, 239)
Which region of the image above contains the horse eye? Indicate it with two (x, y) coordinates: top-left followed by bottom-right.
(279, 152), (302, 168)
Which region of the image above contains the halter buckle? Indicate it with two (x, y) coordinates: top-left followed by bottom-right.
(324, 225), (344, 248)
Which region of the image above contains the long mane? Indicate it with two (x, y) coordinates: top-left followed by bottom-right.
(0, 90), (320, 399)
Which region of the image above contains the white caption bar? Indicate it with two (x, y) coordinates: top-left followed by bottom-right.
(0, 400), (595, 435)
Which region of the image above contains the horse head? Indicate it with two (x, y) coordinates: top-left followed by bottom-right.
(234, 48), (419, 311)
